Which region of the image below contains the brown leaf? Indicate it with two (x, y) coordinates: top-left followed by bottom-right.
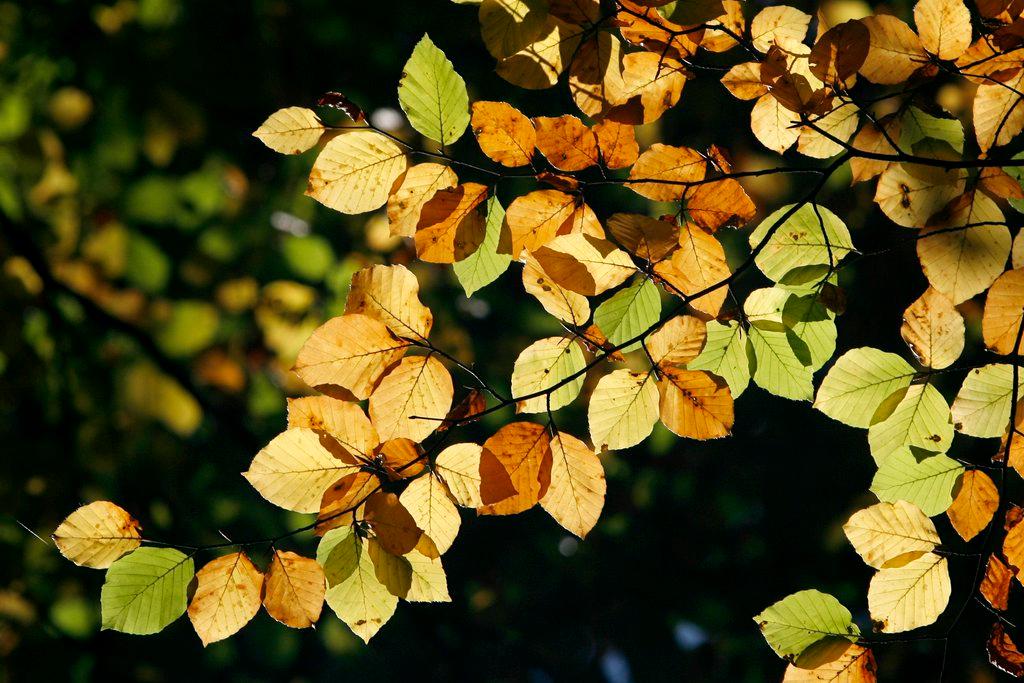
(263, 550), (326, 629)
(982, 554), (1014, 611)
(317, 470), (379, 536)
(684, 178), (756, 231)
(316, 91), (365, 122)
(989, 623), (1024, 678)
(627, 143), (706, 201)
(415, 182), (489, 263)
(363, 491), (423, 556)
(533, 115), (599, 171)
(947, 469), (999, 541)
(809, 20), (869, 86)
(477, 422), (553, 516)
(657, 367), (734, 440)
(593, 119), (638, 169)
(471, 101), (536, 167)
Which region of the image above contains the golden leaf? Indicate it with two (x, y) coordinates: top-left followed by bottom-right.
(252, 107), (325, 155)
(900, 287), (965, 369)
(187, 552), (264, 646)
(415, 182), (489, 264)
(470, 101), (536, 167)
(387, 163), (458, 237)
(306, 130), (408, 214)
(263, 550), (326, 629)
(540, 432), (606, 538)
(947, 469), (999, 542)
(345, 264), (434, 341)
(53, 501), (142, 569)
(368, 355), (453, 443)
(477, 422), (553, 515)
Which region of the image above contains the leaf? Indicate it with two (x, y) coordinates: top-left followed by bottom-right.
(866, 382), (953, 464)
(540, 432), (606, 538)
(609, 51), (688, 124)
(187, 552), (264, 646)
(345, 264), (433, 341)
(946, 469), (999, 542)
(398, 35), (469, 146)
(316, 471), (380, 536)
(951, 363), (1022, 437)
(414, 182), (488, 263)
(875, 163), (965, 229)
(477, 422), (553, 515)
(857, 15), (928, 84)
(917, 198), (1009, 304)
(974, 69), (1024, 153)
(593, 278), (661, 353)
(511, 336), (586, 413)
(318, 528), (396, 643)
(522, 253), (591, 326)
(244, 428), (362, 513)
(809, 20), (870, 87)
(533, 234), (636, 296)
(453, 196), (513, 296)
(981, 554), (1013, 611)
(364, 492), (424, 556)
(504, 189), (600, 256)
(843, 500), (940, 569)
(495, 16), (582, 89)
(387, 163), (458, 238)
(646, 315), (706, 368)
(404, 549), (451, 602)
(400, 474), (460, 554)
(754, 590), (860, 660)
(745, 288), (815, 401)
(53, 501), (142, 569)
(750, 5), (811, 54)
(689, 320), (751, 397)
(306, 131), (408, 214)
(658, 367), (734, 439)
(533, 115), (599, 171)
(782, 293), (838, 371)
(870, 449), (964, 516)
(627, 143), (706, 201)
(253, 107), (325, 154)
(900, 288), (965, 369)
(569, 31), (626, 118)
(749, 203), (853, 285)
(684, 178), (757, 231)
(101, 548), (194, 635)
(593, 119), (638, 169)
(988, 623), (1024, 677)
(901, 106), (965, 154)
(263, 550), (325, 629)
(782, 643), (877, 682)
(479, 0), (550, 59)
(434, 442), (517, 508)
(721, 62), (768, 100)
(914, 0), (972, 60)
(287, 396), (380, 460)
(797, 103), (860, 159)
(653, 222), (729, 316)
(867, 552), (950, 633)
(470, 101), (536, 167)
(984, 268), (1024, 355)
(606, 213), (679, 262)
(588, 369), (660, 452)
(751, 94), (800, 154)
(814, 348), (916, 428)
(365, 538), (413, 599)
(293, 314), (409, 400)
(368, 355), (453, 442)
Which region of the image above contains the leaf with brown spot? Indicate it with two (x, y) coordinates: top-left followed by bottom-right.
(522, 253), (591, 326)
(533, 233), (637, 296)
(345, 264), (434, 341)
(470, 101), (536, 167)
(387, 163), (458, 238)
(306, 130), (408, 214)
(900, 287), (965, 369)
(187, 552), (264, 646)
(286, 396), (380, 460)
(263, 550), (326, 629)
(533, 115), (599, 171)
(627, 144), (706, 201)
(593, 119), (638, 169)
(684, 178), (756, 231)
(658, 367), (733, 440)
(914, 0), (972, 61)
(414, 182), (489, 264)
(53, 501), (142, 569)
(568, 31), (625, 118)
(504, 190), (601, 256)
(316, 471), (380, 536)
(653, 222), (730, 316)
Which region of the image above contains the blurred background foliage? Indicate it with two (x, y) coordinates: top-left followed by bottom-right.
(0, 0), (1009, 680)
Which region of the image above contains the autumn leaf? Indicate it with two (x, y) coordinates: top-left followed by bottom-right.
(263, 550), (326, 629)
(540, 432), (605, 538)
(946, 469), (999, 541)
(387, 163), (458, 238)
(345, 264), (434, 341)
(867, 552), (950, 633)
(414, 182), (488, 263)
(857, 15), (928, 85)
(914, 0), (972, 61)
(471, 101), (536, 167)
(188, 552), (264, 646)
(533, 115), (599, 171)
(627, 143), (706, 201)
(843, 500), (940, 569)
(53, 501), (142, 569)
(306, 131), (408, 214)
(588, 369), (659, 452)
(477, 422), (553, 515)
(900, 288), (965, 369)
(253, 107), (325, 155)
(533, 233), (636, 296)
(368, 355), (454, 442)
(658, 367), (734, 440)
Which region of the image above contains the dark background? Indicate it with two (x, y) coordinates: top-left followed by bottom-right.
(0, 0), (1012, 680)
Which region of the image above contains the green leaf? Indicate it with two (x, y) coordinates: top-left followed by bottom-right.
(754, 589), (860, 660)
(870, 449), (964, 516)
(688, 320), (751, 397)
(453, 196), (512, 296)
(814, 348), (916, 427)
(748, 204), (853, 285)
(782, 292), (837, 371)
(317, 526), (361, 586)
(398, 34), (470, 147)
(951, 363), (1023, 438)
(511, 337), (586, 413)
(594, 279), (661, 353)
(318, 528), (396, 643)
(900, 106), (964, 154)
(867, 383), (953, 464)
(100, 547), (194, 634)
(745, 288), (813, 401)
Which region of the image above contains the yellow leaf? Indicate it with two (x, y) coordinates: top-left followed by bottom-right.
(306, 130), (408, 214)
(947, 469), (999, 541)
(292, 314), (409, 400)
(244, 428), (362, 513)
(857, 15), (928, 84)
(540, 432), (606, 538)
(876, 163), (966, 228)
(434, 442), (517, 508)
(797, 103), (859, 159)
(658, 367), (733, 440)
(900, 287), (965, 369)
(721, 62), (767, 100)
(53, 501), (142, 569)
(470, 101), (536, 167)
(750, 5), (811, 54)
(286, 396), (380, 460)
(914, 0), (972, 60)
(345, 264), (433, 341)
(495, 17), (583, 89)
(187, 552), (264, 646)
(369, 355), (453, 442)
(588, 369), (659, 452)
(414, 182), (489, 263)
(533, 115), (599, 171)
(782, 643), (877, 682)
(646, 315), (706, 368)
(511, 336), (586, 413)
(316, 470), (380, 536)
(974, 69), (1024, 153)
(867, 552), (950, 633)
(606, 213), (679, 262)
(653, 222), (729, 316)
(522, 253), (591, 325)
(533, 233), (636, 296)
(404, 549), (451, 602)
(387, 163), (458, 237)
(477, 422), (553, 515)
(400, 474), (461, 554)
(263, 550), (325, 629)
(321, 532), (397, 643)
(252, 107), (325, 155)
(842, 500), (940, 570)
(505, 190), (601, 256)
(479, 0), (550, 59)
(609, 51), (688, 124)
(627, 143), (706, 201)
(569, 32), (625, 118)
(983, 268), (1024, 355)
(750, 94), (800, 154)
(593, 119), (638, 169)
